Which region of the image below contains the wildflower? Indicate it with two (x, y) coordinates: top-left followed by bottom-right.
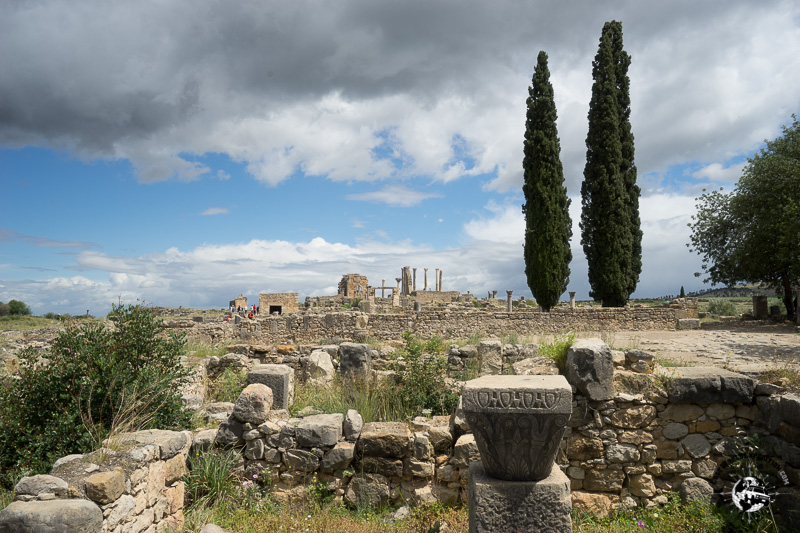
(637, 520), (645, 527)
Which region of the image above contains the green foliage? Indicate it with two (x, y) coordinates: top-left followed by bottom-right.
(581, 20), (641, 307)
(291, 373), (407, 423)
(680, 285), (686, 298)
(522, 50), (572, 311)
(0, 302), (7, 317)
(5, 300), (31, 316)
(707, 298), (739, 317)
(538, 332), (575, 370)
(690, 116), (800, 316)
(184, 449), (241, 509)
(397, 333), (460, 416)
(208, 367), (248, 403)
(0, 304), (193, 483)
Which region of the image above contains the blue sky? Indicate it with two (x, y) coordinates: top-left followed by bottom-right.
(1, 0), (799, 315)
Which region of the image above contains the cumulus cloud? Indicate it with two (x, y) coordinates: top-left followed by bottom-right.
(1, 0), (797, 190)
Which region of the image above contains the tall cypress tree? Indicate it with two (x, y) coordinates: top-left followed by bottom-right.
(581, 20), (637, 307)
(611, 23), (643, 297)
(523, 51), (572, 311)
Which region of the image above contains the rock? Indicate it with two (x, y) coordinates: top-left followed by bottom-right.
(677, 318), (701, 329)
(661, 403), (704, 422)
(571, 491), (615, 516)
(606, 443), (640, 463)
(0, 500), (103, 533)
(428, 426), (453, 453)
(84, 469), (125, 504)
(191, 429), (218, 454)
(321, 442), (355, 473)
(247, 364), (293, 410)
(119, 429), (190, 461)
(679, 477), (714, 503)
(339, 343), (372, 376)
(307, 350), (335, 384)
(663, 422), (690, 439)
(512, 357), (560, 376)
(567, 436), (604, 461)
(478, 341), (503, 375)
(14, 475), (67, 497)
(357, 422), (412, 458)
(681, 434), (711, 458)
(295, 413), (344, 447)
(565, 338), (614, 401)
(344, 473), (390, 509)
(203, 402), (235, 424)
(451, 434), (480, 467)
(344, 409), (363, 441)
(665, 366), (754, 404)
(360, 456), (404, 477)
(608, 405), (656, 429)
(283, 449), (320, 472)
(200, 525), (230, 533)
(216, 415), (244, 447)
(233, 383), (273, 425)
(629, 473), (656, 497)
(583, 469), (625, 492)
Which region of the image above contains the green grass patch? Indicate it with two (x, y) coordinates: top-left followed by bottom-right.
(207, 367), (248, 404)
(184, 340), (232, 358)
(0, 315), (60, 331)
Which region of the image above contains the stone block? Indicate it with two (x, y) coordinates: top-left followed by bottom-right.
(678, 477), (713, 503)
(357, 421), (412, 458)
(295, 413), (344, 447)
(215, 415), (244, 447)
(677, 318), (700, 329)
(583, 469), (625, 492)
(665, 366), (754, 404)
(468, 462), (572, 533)
(608, 405), (656, 428)
(360, 456), (404, 477)
(233, 383), (274, 424)
(0, 500), (103, 533)
(338, 343), (372, 376)
(121, 429), (191, 460)
(84, 469), (125, 504)
(247, 364), (293, 410)
(306, 350), (335, 384)
(477, 340), (503, 375)
(565, 338), (614, 401)
(344, 473), (390, 509)
(320, 442), (355, 473)
(344, 409), (363, 441)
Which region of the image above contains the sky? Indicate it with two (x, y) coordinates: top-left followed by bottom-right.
(1, 0), (799, 316)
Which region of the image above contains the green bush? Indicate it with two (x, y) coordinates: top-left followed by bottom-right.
(0, 304), (194, 484)
(7, 300), (31, 316)
(0, 303), (8, 317)
(396, 332), (460, 417)
(707, 298), (738, 316)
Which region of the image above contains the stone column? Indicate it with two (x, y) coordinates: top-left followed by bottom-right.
(492, 290), (497, 299)
(569, 292), (576, 309)
(435, 269), (439, 291)
(753, 295), (768, 319)
(381, 280), (385, 299)
(463, 375), (573, 532)
(395, 277), (402, 289)
(412, 268), (417, 292)
(424, 268), (428, 291)
(439, 270), (443, 292)
(506, 290), (513, 313)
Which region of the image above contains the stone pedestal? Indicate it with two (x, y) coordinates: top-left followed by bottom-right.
(469, 462), (572, 533)
(753, 295), (768, 319)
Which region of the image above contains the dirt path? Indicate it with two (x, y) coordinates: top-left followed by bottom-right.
(608, 321), (800, 373)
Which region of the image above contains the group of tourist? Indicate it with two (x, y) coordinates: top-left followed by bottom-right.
(224, 303), (259, 321)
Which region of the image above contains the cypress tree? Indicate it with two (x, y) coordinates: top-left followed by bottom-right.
(581, 21), (640, 307)
(611, 23), (643, 297)
(523, 51), (572, 311)
(581, 21), (629, 307)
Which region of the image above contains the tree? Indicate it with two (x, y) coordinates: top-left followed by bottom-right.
(0, 303), (193, 481)
(522, 51), (572, 311)
(689, 116), (800, 316)
(581, 20), (641, 307)
(7, 299), (31, 316)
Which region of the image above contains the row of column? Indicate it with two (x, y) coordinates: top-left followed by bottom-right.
(401, 266), (443, 295)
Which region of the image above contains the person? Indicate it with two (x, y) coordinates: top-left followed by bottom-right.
(248, 311), (254, 319)
(224, 314), (230, 322)
(256, 306), (260, 315)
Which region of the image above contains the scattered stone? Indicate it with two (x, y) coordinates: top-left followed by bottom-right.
(565, 338), (614, 401)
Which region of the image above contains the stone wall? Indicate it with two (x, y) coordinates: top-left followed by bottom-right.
(259, 293), (299, 315)
(0, 430), (190, 533)
(221, 306), (684, 346)
(411, 291), (462, 304)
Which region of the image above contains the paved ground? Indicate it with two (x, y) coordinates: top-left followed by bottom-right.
(610, 321), (800, 374)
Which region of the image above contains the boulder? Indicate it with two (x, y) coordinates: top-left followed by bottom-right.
(306, 350), (335, 384)
(357, 421), (412, 458)
(679, 477), (714, 503)
(233, 383), (273, 424)
(247, 365), (293, 410)
(320, 442), (355, 473)
(0, 500), (102, 533)
(338, 343), (372, 376)
(344, 409), (363, 441)
(344, 473), (390, 509)
(14, 475), (68, 497)
(565, 339), (614, 401)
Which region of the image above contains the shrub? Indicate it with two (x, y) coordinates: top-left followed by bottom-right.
(7, 300), (31, 316)
(184, 449), (240, 509)
(707, 298), (738, 317)
(0, 303), (193, 483)
(0, 303), (8, 316)
(538, 332), (575, 370)
(208, 367), (248, 403)
(396, 332), (460, 417)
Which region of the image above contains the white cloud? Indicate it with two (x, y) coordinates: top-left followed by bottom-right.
(691, 162), (745, 184)
(200, 207), (229, 216)
(346, 185), (441, 207)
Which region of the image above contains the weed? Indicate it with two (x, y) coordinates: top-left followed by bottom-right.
(538, 332), (576, 370)
(208, 367), (248, 403)
(183, 449), (241, 509)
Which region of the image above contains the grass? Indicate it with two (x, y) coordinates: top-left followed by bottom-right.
(0, 315), (60, 331)
(184, 340), (233, 359)
(290, 373), (409, 423)
(571, 492), (777, 533)
(207, 367), (248, 403)
(759, 365), (800, 393)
